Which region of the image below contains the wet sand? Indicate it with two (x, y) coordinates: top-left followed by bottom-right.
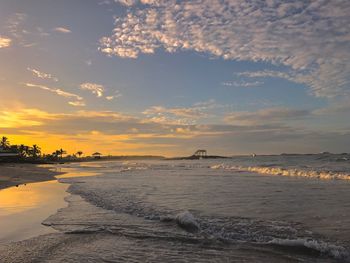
(0, 180), (69, 244)
(0, 163), (63, 190)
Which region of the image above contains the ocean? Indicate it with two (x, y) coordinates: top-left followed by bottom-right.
(1, 154), (350, 262)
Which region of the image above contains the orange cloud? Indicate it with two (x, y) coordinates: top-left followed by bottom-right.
(0, 36), (12, 48)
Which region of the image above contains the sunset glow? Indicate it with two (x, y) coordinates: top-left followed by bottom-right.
(1, 0), (350, 156)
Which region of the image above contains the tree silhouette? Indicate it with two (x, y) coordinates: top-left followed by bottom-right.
(1, 136), (10, 149)
(18, 144), (30, 157)
(0, 136), (104, 163)
(56, 148), (66, 159)
(31, 144), (41, 158)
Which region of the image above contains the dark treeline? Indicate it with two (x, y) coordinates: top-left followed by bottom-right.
(0, 136), (165, 163)
(0, 136), (84, 163)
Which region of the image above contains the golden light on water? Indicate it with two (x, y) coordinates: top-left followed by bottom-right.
(0, 180), (60, 216)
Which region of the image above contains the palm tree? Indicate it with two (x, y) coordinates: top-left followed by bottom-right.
(1, 136), (10, 149)
(53, 150), (60, 159)
(55, 148), (66, 159)
(76, 151), (83, 158)
(18, 144), (29, 158)
(31, 144), (41, 158)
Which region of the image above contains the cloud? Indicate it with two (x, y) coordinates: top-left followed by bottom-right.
(143, 106), (207, 118)
(0, 36), (12, 48)
(0, 108), (57, 128)
(79, 83), (120, 100)
(99, 0), (112, 5)
(113, 0), (159, 6)
(27, 68), (58, 81)
(313, 100), (350, 115)
(222, 80), (263, 88)
(53, 27), (72, 33)
(142, 100), (231, 125)
(5, 13), (50, 46)
(24, 83), (85, 106)
(99, 0), (350, 98)
(105, 90), (122, 100)
(2, 107), (350, 155)
(114, 0), (136, 6)
(225, 107), (311, 125)
(0, 108), (136, 130)
(36, 27), (50, 37)
(143, 104), (211, 125)
(68, 101), (86, 107)
(6, 13), (27, 39)
(238, 70), (346, 98)
(238, 71), (292, 80)
(80, 83), (104, 97)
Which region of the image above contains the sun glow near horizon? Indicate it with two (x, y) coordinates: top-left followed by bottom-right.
(1, 0), (350, 155)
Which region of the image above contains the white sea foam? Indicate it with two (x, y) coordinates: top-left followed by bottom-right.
(210, 164), (350, 180)
(268, 238), (349, 260)
(175, 211), (200, 233)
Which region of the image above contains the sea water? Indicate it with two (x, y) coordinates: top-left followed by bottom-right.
(0, 154), (350, 262)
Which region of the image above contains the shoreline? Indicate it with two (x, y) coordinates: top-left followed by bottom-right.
(0, 163), (64, 191)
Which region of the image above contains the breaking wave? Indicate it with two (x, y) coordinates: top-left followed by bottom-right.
(211, 164), (350, 180)
(49, 160), (350, 262)
(267, 238), (349, 260)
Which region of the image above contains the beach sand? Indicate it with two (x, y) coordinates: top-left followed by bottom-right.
(0, 164), (63, 190)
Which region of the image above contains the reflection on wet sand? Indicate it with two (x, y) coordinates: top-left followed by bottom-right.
(0, 180), (68, 243)
(0, 165), (101, 244)
(39, 164), (100, 179)
(57, 171), (99, 178)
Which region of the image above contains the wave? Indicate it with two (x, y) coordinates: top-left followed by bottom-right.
(267, 238), (349, 260)
(46, 187), (350, 262)
(175, 211), (200, 233)
(211, 164), (350, 180)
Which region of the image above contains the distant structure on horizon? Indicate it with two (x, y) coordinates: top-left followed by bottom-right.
(193, 149), (207, 158)
(0, 147), (20, 162)
(167, 149), (226, 160)
(92, 152), (102, 159)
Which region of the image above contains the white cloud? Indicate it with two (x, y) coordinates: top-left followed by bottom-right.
(80, 83), (105, 97)
(27, 68), (58, 82)
(68, 101), (86, 107)
(0, 36), (12, 48)
(222, 80), (263, 88)
(99, 0), (350, 98)
(24, 83), (85, 106)
(114, 0), (136, 6)
(113, 0), (160, 6)
(54, 27), (72, 33)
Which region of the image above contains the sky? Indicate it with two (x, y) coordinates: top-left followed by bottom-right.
(0, 0), (349, 156)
